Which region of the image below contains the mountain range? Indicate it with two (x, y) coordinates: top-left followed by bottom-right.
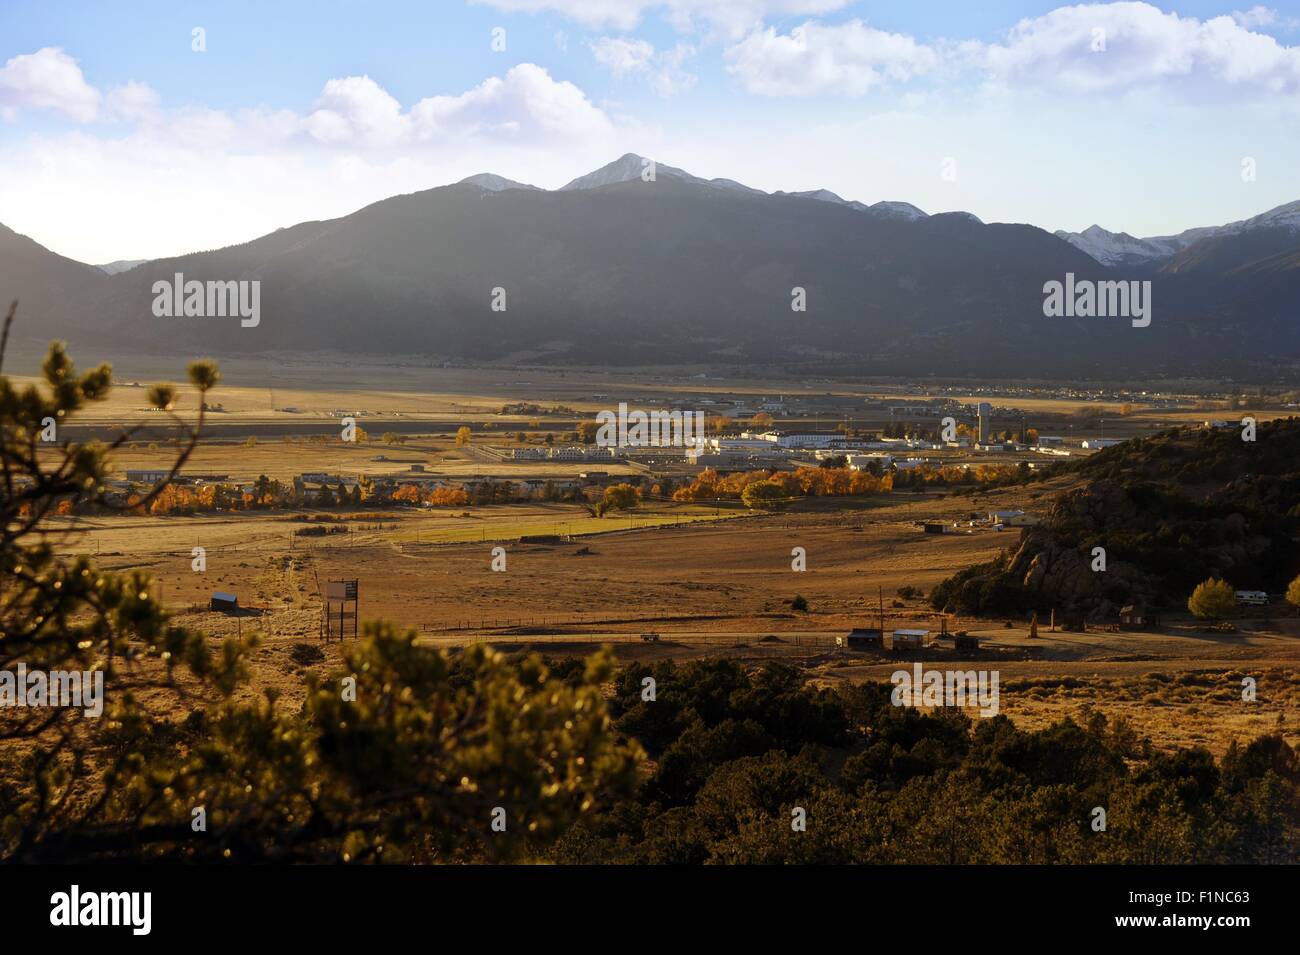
(2, 154), (1298, 379)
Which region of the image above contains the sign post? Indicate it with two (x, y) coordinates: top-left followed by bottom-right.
(322, 578), (359, 641)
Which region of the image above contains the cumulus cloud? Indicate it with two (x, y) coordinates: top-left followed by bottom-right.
(977, 2), (1300, 95)
(1231, 6), (1278, 30)
(295, 65), (615, 145)
(724, 3), (1300, 98)
(725, 20), (938, 96)
(409, 63), (614, 141)
(305, 75), (408, 145)
(0, 47), (101, 121)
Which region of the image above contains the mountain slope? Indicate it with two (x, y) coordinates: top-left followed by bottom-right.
(0, 224), (108, 341)
(54, 174), (1147, 374)
(4, 156), (1299, 378)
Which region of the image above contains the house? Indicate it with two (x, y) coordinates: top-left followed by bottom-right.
(1082, 438), (1124, 449)
(1119, 605), (1146, 629)
(845, 627), (883, 649)
(987, 509), (1039, 527)
(210, 591), (239, 613)
(891, 628), (929, 649)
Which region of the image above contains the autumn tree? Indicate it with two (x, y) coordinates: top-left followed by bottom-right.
(602, 483), (640, 513)
(455, 426), (472, 446)
(1286, 574), (1300, 608)
(741, 480), (788, 509)
(1188, 577), (1237, 619)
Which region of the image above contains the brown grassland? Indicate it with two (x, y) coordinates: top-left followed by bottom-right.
(23, 358), (1300, 763)
(51, 476), (1300, 760)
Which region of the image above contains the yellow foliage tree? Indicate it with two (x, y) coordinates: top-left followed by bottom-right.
(1188, 578), (1236, 619)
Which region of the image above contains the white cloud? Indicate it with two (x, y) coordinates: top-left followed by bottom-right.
(0, 59), (623, 260)
(590, 36), (657, 75)
(724, 4), (1300, 98)
(0, 47), (101, 121)
(471, 0), (850, 38)
(725, 20), (938, 96)
(589, 37), (697, 94)
(305, 75), (408, 146)
(104, 81), (162, 124)
(410, 63), (614, 141)
(1232, 6), (1276, 30)
(978, 2), (1300, 95)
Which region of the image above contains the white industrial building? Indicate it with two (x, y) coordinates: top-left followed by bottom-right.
(755, 430), (844, 449)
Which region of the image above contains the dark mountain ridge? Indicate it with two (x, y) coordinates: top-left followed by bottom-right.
(3, 155), (1298, 378)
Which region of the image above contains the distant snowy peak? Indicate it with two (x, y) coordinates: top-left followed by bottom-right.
(1053, 225), (1174, 266)
(1196, 199), (1300, 238)
(459, 173), (541, 192)
(559, 153), (701, 191)
(870, 201), (927, 221)
(1059, 201), (1300, 265)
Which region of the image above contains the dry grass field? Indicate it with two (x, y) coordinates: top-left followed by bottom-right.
(19, 355), (1298, 761)
(49, 476), (1300, 759)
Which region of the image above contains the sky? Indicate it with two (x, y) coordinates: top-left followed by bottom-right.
(1, 0), (1298, 263)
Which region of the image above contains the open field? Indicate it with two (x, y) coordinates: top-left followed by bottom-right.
(50, 469), (1300, 758)
(8, 352), (1291, 433)
(21, 356), (1300, 761)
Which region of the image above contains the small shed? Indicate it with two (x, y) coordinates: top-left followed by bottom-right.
(922, 522), (946, 534)
(846, 627), (883, 648)
(892, 628), (929, 650)
(1119, 605), (1158, 630)
(210, 591), (239, 613)
(953, 633), (981, 651)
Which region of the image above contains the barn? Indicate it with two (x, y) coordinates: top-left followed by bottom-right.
(210, 591), (239, 613)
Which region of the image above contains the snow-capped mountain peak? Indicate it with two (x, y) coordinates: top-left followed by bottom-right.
(459, 173), (541, 192)
(1059, 200), (1300, 265)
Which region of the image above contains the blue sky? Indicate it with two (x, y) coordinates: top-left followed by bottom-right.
(2, 0), (1299, 261)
